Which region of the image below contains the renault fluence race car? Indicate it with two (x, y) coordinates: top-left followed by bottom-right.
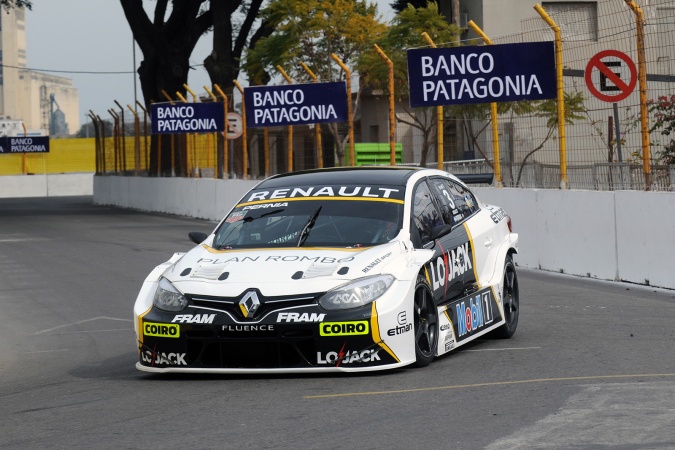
(134, 167), (519, 373)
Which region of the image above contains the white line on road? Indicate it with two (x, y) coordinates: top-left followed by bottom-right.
(35, 316), (133, 335)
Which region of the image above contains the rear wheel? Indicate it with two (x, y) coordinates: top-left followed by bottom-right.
(413, 275), (438, 367)
(494, 255), (519, 339)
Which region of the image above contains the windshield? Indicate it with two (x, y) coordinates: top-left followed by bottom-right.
(212, 185), (404, 249)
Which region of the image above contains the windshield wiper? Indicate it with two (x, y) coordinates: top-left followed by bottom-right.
(296, 206), (322, 247)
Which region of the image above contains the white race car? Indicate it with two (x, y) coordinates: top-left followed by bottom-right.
(134, 166), (519, 373)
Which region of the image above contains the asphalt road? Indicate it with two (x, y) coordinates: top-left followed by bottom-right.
(1, 196), (674, 450)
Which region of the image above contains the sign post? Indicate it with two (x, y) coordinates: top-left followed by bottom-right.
(585, 50), (637, 185)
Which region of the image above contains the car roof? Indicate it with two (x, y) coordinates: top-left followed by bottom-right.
(256, 166), (425, 189)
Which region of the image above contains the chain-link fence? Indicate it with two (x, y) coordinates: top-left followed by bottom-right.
(4, 0), (673, 191)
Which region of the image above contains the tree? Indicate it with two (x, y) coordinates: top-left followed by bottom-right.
(359, 2), (458, 166)
(119, 1), (269, 176)
(514, 91), (585, 187)
(244, 0), (387, 166)
(390, 0), (427, 12)
(1, 0), (30, 10)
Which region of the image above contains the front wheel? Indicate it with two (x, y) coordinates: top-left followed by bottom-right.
(493, 254), (519, 339)
(412, 275), (438, 367)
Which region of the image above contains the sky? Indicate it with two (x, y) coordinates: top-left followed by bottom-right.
(25, 1), (395, 132)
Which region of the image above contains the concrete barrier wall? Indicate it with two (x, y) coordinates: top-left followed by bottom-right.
(93, 176), (675, 290)
(0, 173), (93, 198)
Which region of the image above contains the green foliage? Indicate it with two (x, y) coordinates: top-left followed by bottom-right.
(245, 0), (387, 84)
(359, 2), (457, 98)
(390, 0), (429, 13)
(648, 94), (675, 165)
(1, 0), (30, 11)
(535, 91), (586, 127)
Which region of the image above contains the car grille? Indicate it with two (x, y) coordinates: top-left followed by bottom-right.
(186, 291), (323, 321)
(180, 291), (324, 368)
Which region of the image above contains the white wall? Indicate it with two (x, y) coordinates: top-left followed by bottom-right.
(0, 173), (93, 198)
(92, 176), (675, 290)
(474, 187), (675, 290)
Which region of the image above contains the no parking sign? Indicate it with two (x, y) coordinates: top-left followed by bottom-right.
(585, 50), (637, 103)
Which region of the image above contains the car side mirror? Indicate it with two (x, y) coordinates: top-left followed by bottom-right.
(188, 231), (208, 244)
(431, 224), (453, 240)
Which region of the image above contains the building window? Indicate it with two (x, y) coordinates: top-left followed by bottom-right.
(369, 125), (379, 143)
(542, 2), (598, 41)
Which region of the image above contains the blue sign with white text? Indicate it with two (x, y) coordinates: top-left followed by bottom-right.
(407, 42), (556, 107)
(151, 102), (225, 134)
(244, 82), (348, 128)
(0, 136), (50, 153)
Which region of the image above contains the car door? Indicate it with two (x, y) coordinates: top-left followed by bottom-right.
(410, 179), (475, 305)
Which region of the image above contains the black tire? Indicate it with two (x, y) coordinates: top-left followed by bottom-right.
(412, 275), (438, 367)
(494, 254), (519, 339)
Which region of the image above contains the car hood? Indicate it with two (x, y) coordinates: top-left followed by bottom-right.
(163, 241), (406, 297)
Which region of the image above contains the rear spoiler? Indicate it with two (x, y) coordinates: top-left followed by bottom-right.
(454, 173), (494, 185)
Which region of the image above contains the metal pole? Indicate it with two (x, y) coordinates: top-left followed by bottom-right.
(233, 80), (248, 180)
(214, 84), (229, 179)
(421, 33), (444, 171)
(276, 65), (294, 173)
(535, 4), (567, 189)
(331, 54), (354, 166)
(300, 62), (323, 168)
(625, 0), (652, 190)
(466, 22), (503, 187)
(373, 44), (397, 166)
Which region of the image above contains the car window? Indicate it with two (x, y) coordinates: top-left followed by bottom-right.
(411, 181), (442, 247)
(213, 186), (404, 249)
(432, 178), (479, 226)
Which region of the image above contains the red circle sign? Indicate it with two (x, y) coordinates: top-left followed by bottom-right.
(585, 50), (637, 103)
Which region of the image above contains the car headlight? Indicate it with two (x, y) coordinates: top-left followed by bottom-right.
(153, 277), (188, 312)
(318, 275), (395, 310)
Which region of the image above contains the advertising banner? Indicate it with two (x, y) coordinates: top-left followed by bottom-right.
(244, 81), (348, 128)
(151, 102), (225, 134)
(407, 42), (556, 107)
(0, 136), (50, 153)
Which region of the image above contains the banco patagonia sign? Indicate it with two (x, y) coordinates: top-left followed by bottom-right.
(407, 41), (556, 107)
(244, 81), (347, 128)
(151, 102), (225, 134)
(0, 136), (50, 153)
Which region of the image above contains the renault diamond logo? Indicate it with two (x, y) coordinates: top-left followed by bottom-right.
(239, 291), (261, 318)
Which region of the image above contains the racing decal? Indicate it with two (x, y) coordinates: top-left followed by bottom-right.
(317, 345), (382, 366)
(486, 206), (507, 223)
(242, 202), (288, 210)
(438, 307), (456, 354)
(140, 350), (187, 366)
(386, 311), (412, 336)
(319, 321), (369, 337)
(172, 314), (216, 324)
(277, 312), (326, 323)
(361, 251), (393, 274)
(316, 343), (382, 367)
(370, 302), (400, 362)
(447, 288), (499, 342)
(197, 255), (355, 264)
(144, 322), (180, 338)
(462, 223), (479, 286)
(221, 324), (275, 335)
(225, 211), (247, 223)
(240, 185), (405, 205)
(137, 306), (152, 348)
(429, 241), (473, 290)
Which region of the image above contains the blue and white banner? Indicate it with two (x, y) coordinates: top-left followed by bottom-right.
(244, 82), (348, 128)
(151, 102), (225, 134)
(0, 136), (50, 153)
(407, 42), (556, 107)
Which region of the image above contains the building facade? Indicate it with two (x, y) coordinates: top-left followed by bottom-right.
(0, 7), (79, 136)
